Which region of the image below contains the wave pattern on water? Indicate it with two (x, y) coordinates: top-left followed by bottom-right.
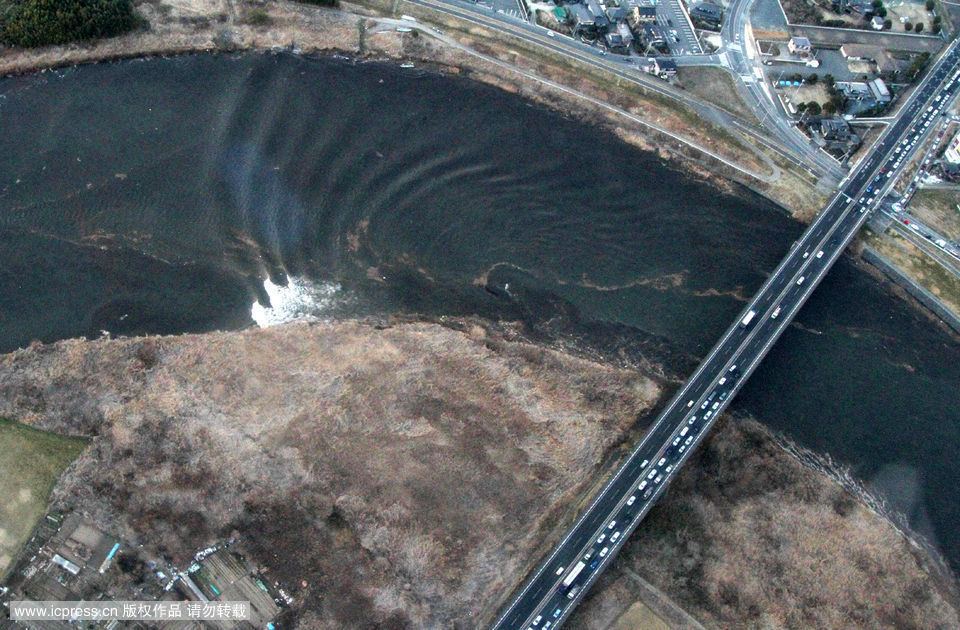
(1, 52), (959, 576)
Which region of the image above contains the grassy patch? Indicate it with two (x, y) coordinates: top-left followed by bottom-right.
(0, 418), (87, 577)
(909, 188), (960, 241)
(676, 66), (760, 124)
(610, 601), (673, 630)
(866, 230), (960, 317)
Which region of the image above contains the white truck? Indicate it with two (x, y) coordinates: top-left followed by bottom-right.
(739, 310), (757, 328)
(562, 561), (586, 588)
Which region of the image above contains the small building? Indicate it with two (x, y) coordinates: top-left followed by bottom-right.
(653, 57), (678, 77)
(840, 43), (879, 61)
(618, 21), (634, 46)
(944, 130), (960, 164)
(570, 3), (597, 32)
(788, 37), (812, 56)
(690, 2), (724, 27)
(635, 5), (657, 22)
(553, 6), (569, 23)
(871, 15), (885, 29)
(868, 77), (891, 104)
(815, 117), (861, 153)
(637, 22), (667, 49)
(606, 5), (628, 21)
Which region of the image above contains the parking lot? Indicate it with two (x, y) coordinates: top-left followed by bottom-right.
(657, 0), (702, 54)
(478, 0), (529, 21)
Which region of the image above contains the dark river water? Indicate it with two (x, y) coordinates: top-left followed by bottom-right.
(1, 52), (958, 574)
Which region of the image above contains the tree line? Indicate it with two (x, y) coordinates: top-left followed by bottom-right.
(0, 0), (139, 48)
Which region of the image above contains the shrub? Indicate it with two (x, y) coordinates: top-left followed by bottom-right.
(243, 8), (272, 25)
(905, 21), (913, 30)
(295, 0), (339, 6)
(806, 101), (822, 115)
(883, 18), (892, 29)
(926, 0), (935, 10)
(806, 73), (819, 84)
(915, 22), (924, 32)
(0, 0), (139, 48)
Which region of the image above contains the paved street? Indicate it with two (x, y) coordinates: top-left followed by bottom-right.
(722, 0), (847, 180)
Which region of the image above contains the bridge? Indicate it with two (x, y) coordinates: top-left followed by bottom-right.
(491, 39), (960, 630)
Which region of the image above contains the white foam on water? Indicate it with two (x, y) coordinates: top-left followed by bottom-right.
(251, 276), (342, 327)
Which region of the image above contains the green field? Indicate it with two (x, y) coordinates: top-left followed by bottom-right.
(0, 418), (87, 578)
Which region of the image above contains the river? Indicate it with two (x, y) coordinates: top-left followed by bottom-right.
(1, 51), (957, 574)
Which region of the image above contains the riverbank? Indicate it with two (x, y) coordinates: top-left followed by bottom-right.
(0, 0), (827, 217)
(0, 318), (956, 628)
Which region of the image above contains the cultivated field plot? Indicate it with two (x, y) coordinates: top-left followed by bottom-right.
(868, 230), (960, 315)
(910, 188), (960, 241)
(675, 67), (760, 123)
(0, 418), (86, 577)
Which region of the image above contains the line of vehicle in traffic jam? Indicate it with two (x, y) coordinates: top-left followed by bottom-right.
(528, 364), (747, 629)
(847, 64), (960, 213)
(854, 66), (960, 215)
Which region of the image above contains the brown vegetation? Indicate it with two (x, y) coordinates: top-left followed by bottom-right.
(569, 417), (960, 630)
(0, 320), (957, 628)
(0, 319), (659, 628)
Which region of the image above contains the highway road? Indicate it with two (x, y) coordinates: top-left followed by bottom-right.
(490, 37), (960, 630)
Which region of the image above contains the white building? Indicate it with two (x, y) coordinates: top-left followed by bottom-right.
(945, 130), (960, 164)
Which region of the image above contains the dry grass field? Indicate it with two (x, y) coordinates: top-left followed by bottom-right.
(0, 320), (956, 628)
(0, 319), (659, 628)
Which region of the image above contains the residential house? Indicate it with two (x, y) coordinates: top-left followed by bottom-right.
(653, 57), (678, 77)
(618, 21), (634, 47)
(836, 80), (888, 114)
(570, 3), (598, 33)
(605, 31), (627, 52)
(690, 2), (723, 28)
(787, 36), (812, 56)
(837, 0), (873, 14)
(636, 22), (667, 50)
(814, 117), (861, 153)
